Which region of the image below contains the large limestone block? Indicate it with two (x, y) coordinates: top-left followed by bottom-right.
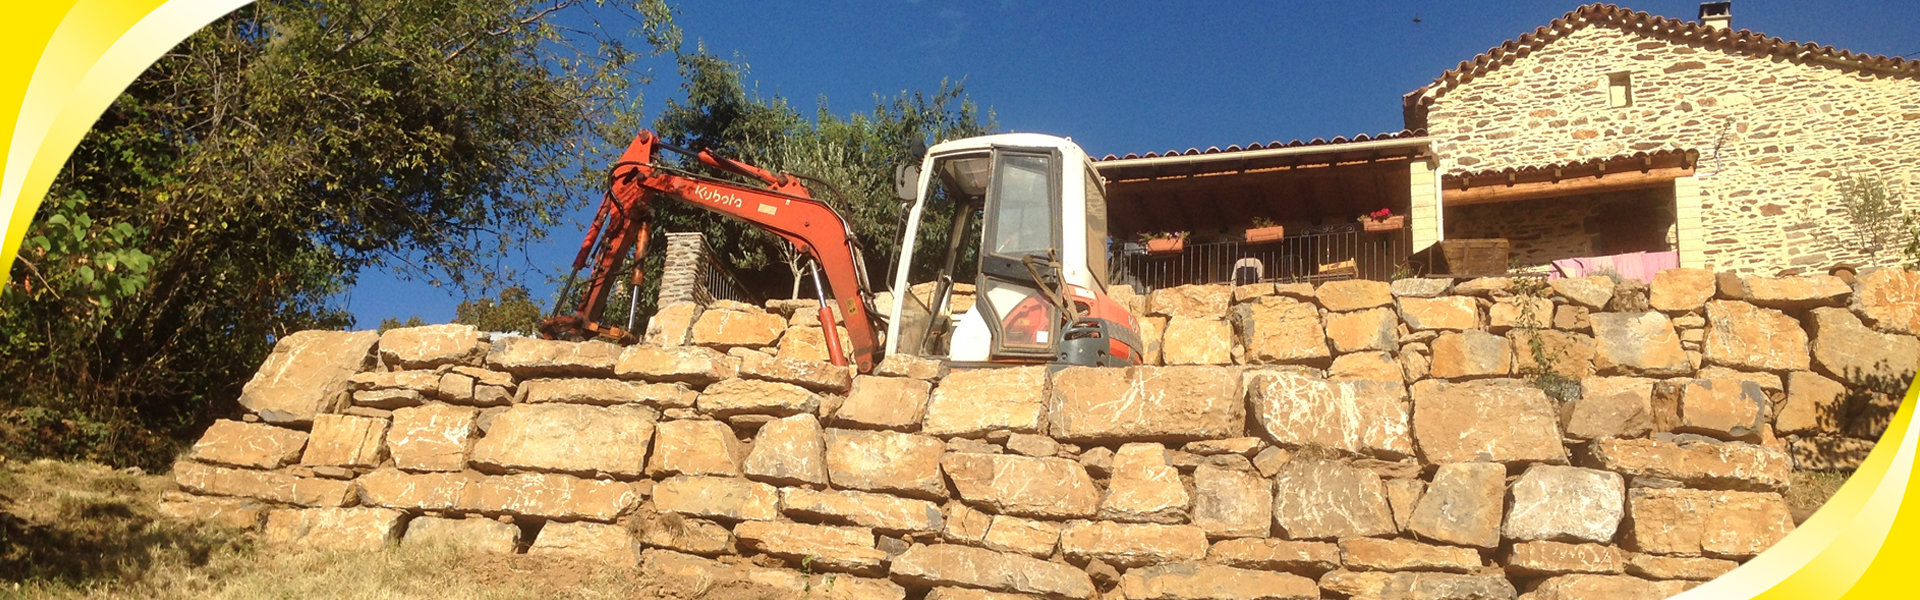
(355, 467), (477, 511)
(781, 488), (943, 534)
(1048, 366), (1245, 443)
(1808, 307), (1920, 389)
(1508, 329), (1596, 381)
(1318, 570), (1516, 600)
(734, 350), (853, 394)
(775, 325), (854, 364)
(531, 521), (640, 564)
(875, 354), (948, 381)
(1523, 574), (1689, 600)
(470, 403), (656, 478)
(1325, 307), (1399, 354)
(889, 544), (1096, 599)
(614, 345), (737, 385)
(1408, 462), (1505, 549)
(650, 475), (779, 521)
(734, 521), (886, 575)
(1165, 316), (1235, 365)
(941, 453), (1100, 519)
(1122, 562), (1318, 600)
(190, 420), (308, 469)
(1506, 541), (1626, 577)
(1626, 553), (1738, 581)
(1504, 465), (1624, 544)
(1099, 443), (1190, 523)
(941, 503), (994, 544)
(1853, 267), (1920, 335)
(1139, 316), (1169, 365)
(172, 461), (354, 507)
(1550, 277), (1615, 310)
(1674, 378), (1770, 440)
(239, 330), (379, 424)
(1317, 280), (1393, 312)
(1396, 296), (1480, 331)
(1149, 284), (1232, 318)
(155, 492), (270, 530)
(1429, 330), (1512, 379)
(923, 366), (1049, 436)
(1339, 537), (1482, 573)
(643, 302), (701, 347)
(1703, 301), (1811, 372)
(349, 370), (441, 393)
(645, 418), (743, 478)
(1488, 295), (1554, 331)
(486, 337), (621, 377)
(1207, 538), (1340, 575)
(824, 428), (948, 499)
(1720, 274), (1850, 309)
(402, 516), (520, 553)
(262, 507), (404, 550)
(835, 376), (933, 431)
(1410, 379), (1566, 465)
(632, 509), (735, 556)
(1192, 464), (1272, 539)
(1776, 371), (1848, 435)
(1059, 520), (1208, 567)
(1269, 458), (1394, 540)
(981, 515), (1061, 557)
(697, 378), (821, 418)
(1248, 370), (1412, 458)
(517, 378), (696, 408)
(742, 413), (828, 486)
(1650, 268), (1716, 312)
(689, 309), (786, 349)
(462, 472), (639, 521)
(386, 402), (480, 472)
(1587, 437), (1791, 492)
(1590, 311), (1692, 376)
(1562, 377), (1654, 440)
(1329, 351), (1405, 383)
(1626, 488), (1794, 558)
(379, 324), (483, 368)
(1231, 298), (1329, 364)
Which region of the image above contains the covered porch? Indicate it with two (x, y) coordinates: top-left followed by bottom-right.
(1439, 149), (1702, 278)
(1094, 133), (1439, 291)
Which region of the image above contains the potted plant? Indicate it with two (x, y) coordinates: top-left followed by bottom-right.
(1359, 208), (1404, 233)
(1139, 231), (1189, 255)
(1244, 217), (1285, 244)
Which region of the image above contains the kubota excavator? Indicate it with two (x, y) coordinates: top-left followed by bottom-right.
(540, 130), (1141, 373)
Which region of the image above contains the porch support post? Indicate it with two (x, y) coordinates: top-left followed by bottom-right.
(1674, 176), (1706, 269)
(1410, 157), (1442, 253)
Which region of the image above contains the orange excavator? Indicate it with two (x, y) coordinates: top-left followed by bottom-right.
(540, 130), (1141, 374)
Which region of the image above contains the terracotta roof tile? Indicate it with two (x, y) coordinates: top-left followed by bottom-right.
(1096, 129), (1425, 162)
(1446, 148), (1699, 183)
(1403, 3), (1920, 128)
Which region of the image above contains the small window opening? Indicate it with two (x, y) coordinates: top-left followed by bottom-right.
(1608, 72), (1633, 108)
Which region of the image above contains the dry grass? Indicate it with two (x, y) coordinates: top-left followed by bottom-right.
(1786, 468), (1851, 524)
(0, 459), (716, 600)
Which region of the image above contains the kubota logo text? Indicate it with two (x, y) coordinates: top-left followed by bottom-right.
(695, 186), (745, 208)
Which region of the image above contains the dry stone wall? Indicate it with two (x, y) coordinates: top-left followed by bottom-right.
(164, 269), (1920, 600)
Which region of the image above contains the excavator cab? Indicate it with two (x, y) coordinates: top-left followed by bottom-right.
(885, 134), (1142, 367)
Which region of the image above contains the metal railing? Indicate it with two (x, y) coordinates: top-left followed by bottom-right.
(1112, 225), (1411, 293)
(698, 250), (760, 305)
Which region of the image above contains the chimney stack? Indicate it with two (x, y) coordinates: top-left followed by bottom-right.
(1699, 2), (1732, 29)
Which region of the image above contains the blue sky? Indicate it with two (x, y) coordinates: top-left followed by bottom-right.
(337, 0), (1920, 327)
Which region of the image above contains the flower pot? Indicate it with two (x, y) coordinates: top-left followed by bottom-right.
(1362, 215), (1405, 233)
(1244, 225), (1286, 244)
(1145, 238), (1186, 255)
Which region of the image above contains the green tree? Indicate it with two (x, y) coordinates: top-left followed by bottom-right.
(1, 0), (679, 468)
(454, 286), (545, 335)
(378, 316), (427, 332)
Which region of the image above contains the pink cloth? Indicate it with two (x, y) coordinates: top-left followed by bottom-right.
(1550, 251), (1679, 282)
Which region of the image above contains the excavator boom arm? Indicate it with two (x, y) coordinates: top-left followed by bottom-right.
(546, 131), (881, 373)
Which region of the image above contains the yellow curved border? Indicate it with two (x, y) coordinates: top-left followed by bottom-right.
(1, 3), (1916, 598)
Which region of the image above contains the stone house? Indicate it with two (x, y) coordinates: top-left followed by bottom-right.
(1099, 2), (1920, 288)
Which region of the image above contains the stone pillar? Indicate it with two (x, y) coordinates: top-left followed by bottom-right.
(657, 232), (714, 308)
(1410, 157), (1443, 253)
(1674, 176), (1706, 269)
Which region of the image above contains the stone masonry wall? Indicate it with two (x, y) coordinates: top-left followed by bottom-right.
(1444, 189), (1676, 270)
(163, 268), (1920, 600)
(1427, 22), (1920, 274)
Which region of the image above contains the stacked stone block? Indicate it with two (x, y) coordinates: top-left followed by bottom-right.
(166, 269), (1920, 600)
